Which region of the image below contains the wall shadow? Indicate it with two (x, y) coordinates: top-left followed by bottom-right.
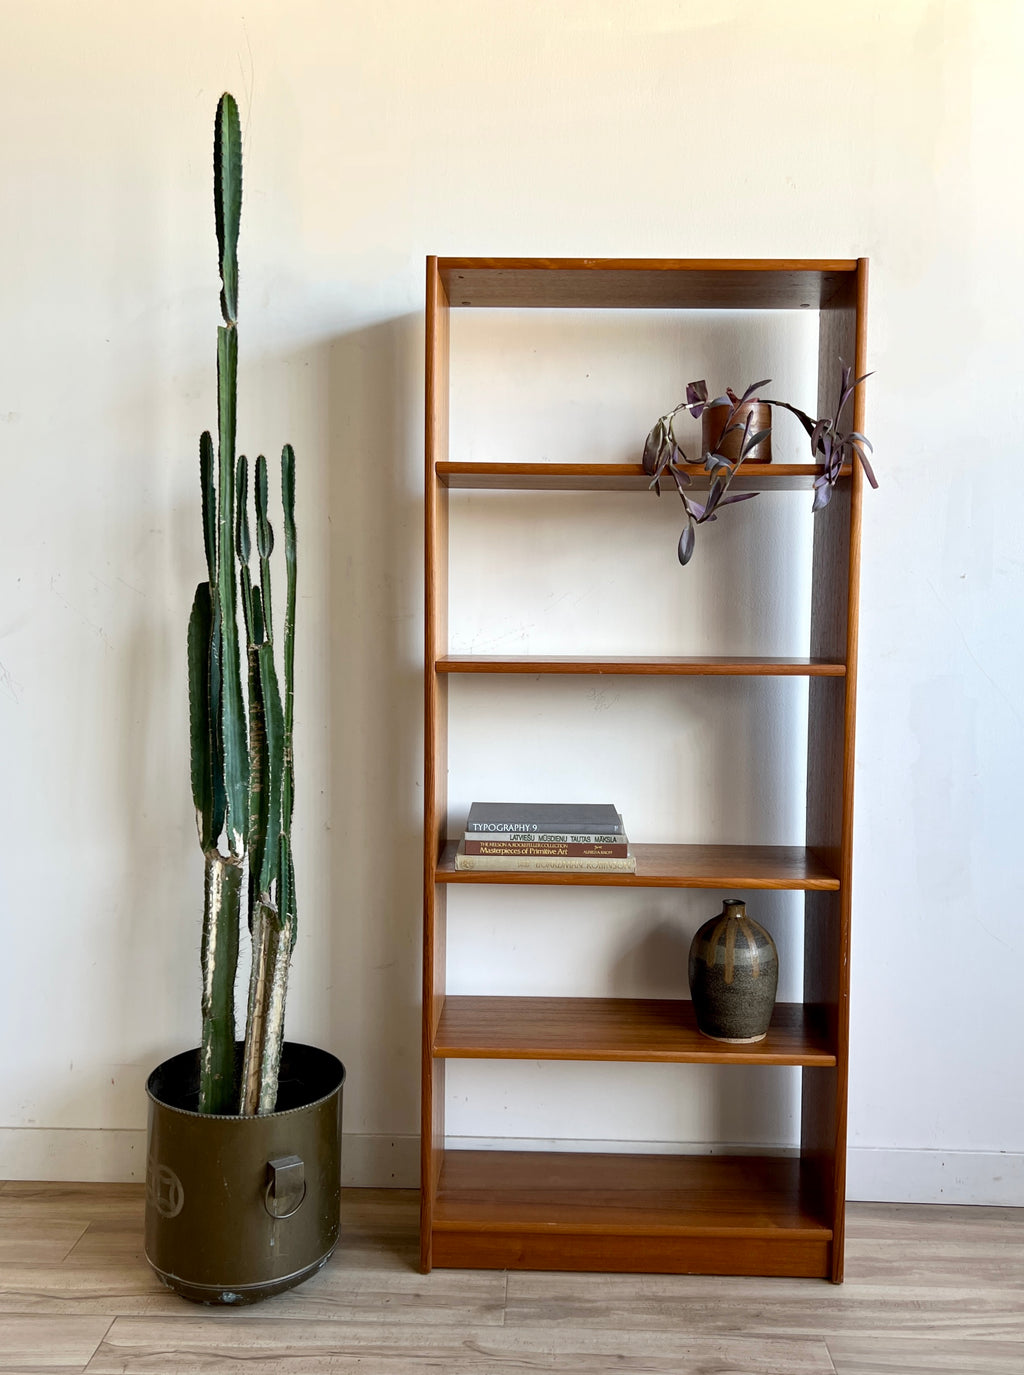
(322, 314), (424, 1161)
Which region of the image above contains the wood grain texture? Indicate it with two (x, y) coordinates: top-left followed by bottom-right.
(801, 257), (867, 1282)
(421, 256), (451, 1274)
(0, 1314), (111, 1370)
(826, 1337), (1024, 1374)
(0, 1187), (1019, 1372)
(434, 997), (836, 1065)
(434, 1151), (830, 1237)
(437, 655), (846, 676)
(0, 1220), (88, 1265)
(86, 1317), (838, 1374)
(438, 461), (849, 490)
(435, 840), (840, 890)
(438, 258), (858, 309)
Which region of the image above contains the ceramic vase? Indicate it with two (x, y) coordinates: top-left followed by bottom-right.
(688, 898), (779, 1042)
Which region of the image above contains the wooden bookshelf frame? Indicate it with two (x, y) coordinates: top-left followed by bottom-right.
(422, 256), (867, 1282)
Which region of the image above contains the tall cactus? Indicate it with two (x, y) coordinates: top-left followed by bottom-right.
(188, 92), (298, 1116)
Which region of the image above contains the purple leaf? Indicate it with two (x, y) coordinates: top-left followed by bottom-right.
(740, 428), (771, 459)
(716, 491), (759, 507)
(856, 449), (879, 488)
(811, 482), (833, 513)
(849, 431), (874, 451)
(686, 379), (708, 405)
(705, 470), (730, 516)
(678, 522), (696, 565)
(764, 398), (816, 438)
(737, 378), (771, 404)
(705, 455), (734, 479)
(642, 419), (667, 474)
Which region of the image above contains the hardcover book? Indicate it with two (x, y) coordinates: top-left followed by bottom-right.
(466, 830), (628, 845)
(465, 802), (624, 835)
(454, 844), (636, 873)
(463, 839), (629, 858)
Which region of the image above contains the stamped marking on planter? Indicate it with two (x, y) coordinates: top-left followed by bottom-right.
(146, 1161), (184, 1219)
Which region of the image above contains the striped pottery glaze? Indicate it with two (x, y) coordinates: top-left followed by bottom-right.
(688, 898), (779, 1042)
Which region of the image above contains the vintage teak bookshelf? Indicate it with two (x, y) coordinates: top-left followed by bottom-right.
(422, 257), (867, 1282)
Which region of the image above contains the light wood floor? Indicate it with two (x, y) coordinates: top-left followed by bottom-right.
(0, 1182), (1021, 1373)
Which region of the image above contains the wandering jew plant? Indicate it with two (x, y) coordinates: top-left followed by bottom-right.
(188, 92), (298, 1115)
(642, 365), (877, 565)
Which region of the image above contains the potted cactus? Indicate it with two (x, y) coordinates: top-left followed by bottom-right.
(144, 93), (345, 1305)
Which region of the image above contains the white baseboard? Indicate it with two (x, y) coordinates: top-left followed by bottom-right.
(0, 1128), (420, 1189)
(0, 1129), (149, 1183)
(1, 1129), (1020, 1205)
(846, 1146), (1024, 1207)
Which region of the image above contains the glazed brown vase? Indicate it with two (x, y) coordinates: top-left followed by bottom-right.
(688, 899), (779, 1042)
(701, 399), (772, 464)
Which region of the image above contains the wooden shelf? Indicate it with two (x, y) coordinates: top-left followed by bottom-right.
(434, 997), (836, 1066)
(438, 257), (857, 310)
(431, 1150), (832, 1275)
(435, 841), (840, 890)
(437, 655), (846, 676)
(438, 462), (849, 491)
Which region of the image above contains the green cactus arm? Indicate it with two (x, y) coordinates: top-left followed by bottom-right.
(200, 431), (217, 585)
(214, 93), (242, 326)
(251, 582), (265, 646)
(281, 443), (297, 832)
(208, 598), (226, 844)
(246, 614), (268, 923)
(280, 829), (298, 951)
(216, 324), (249, 856)
(235, 453), (251, 565)
(255, 454), (274, 643)
(235, 454), (255, 644)
(187, 583), (216, 851)
(256, 640), (284, 902)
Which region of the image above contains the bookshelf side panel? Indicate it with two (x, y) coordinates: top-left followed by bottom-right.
(803, 260), (867, 1282)
(422, 257), (451, 1271)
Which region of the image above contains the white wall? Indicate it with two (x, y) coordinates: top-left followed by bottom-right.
(1, 0), (1021, 1203)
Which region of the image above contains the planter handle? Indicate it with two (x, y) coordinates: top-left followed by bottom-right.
(265, 1155), (306, 1219)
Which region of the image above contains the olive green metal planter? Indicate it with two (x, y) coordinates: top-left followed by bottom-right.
(145, 1042), (344, 1304)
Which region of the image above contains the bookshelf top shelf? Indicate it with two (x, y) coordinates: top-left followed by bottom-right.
(437, 258), (859, 310)
(438, 463), (848, 491)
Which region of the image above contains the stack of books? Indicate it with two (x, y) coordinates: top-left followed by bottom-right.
(454, 802), (636, 873)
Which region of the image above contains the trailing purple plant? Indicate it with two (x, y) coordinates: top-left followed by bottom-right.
(641, 361), (876, 566)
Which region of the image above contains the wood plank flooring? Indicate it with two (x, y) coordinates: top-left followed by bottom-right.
(0, 1181), (1020, 1373)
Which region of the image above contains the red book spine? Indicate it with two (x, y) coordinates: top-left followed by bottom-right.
(462, 839), (629, 858)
